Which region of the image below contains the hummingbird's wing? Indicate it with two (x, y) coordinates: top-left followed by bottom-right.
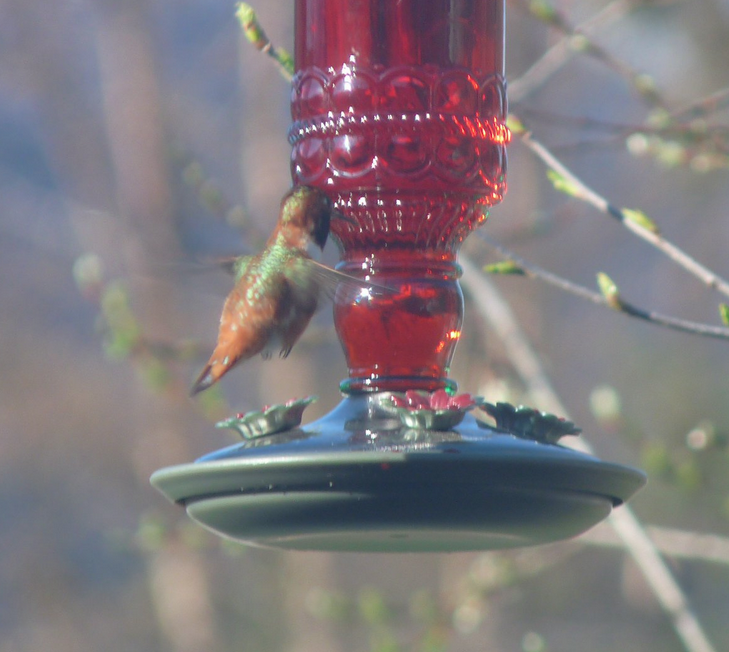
(214, 256), (388, 300)
(301, 259), (396, 302)
(183, 254), (254, 277)
(211, 255), (255, 280)
(214, 256), (240, 276)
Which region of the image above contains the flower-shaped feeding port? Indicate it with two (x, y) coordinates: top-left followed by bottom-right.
(150, 0), (646, 553)
(481, 402), (581, 445)
(216, 396), (317, 440)
(379, 389), (484, 431)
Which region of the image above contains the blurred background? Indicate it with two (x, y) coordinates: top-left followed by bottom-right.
(1, 0), (728, 650)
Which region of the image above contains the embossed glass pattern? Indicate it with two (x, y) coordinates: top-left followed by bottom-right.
(291, 0), (508, 392)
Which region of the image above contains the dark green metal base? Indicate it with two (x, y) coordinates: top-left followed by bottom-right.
(151, 395), (646, 552)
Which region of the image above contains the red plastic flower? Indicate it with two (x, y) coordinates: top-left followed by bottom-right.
(382, 389), (483, 430)
(389, 389), (480, 411)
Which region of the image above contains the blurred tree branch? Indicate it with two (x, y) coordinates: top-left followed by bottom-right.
(91, 1), (222, 649)
(509, 0), (653, 104)
(478, 234), (729, 340)
(511, 121), (729, 297)
(236, 2), (294, 81)
(460, 255), (718, 652)
(581, 521), (729, 567)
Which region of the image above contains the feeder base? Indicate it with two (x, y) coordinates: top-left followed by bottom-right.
(150, 395), (645, 553)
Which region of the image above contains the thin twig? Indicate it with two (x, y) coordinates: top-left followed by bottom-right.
(670, 86), (729, 122)
(510, 2), (729, 165)
(509, 0), (633, 103)
(460, 255), (718, 652)
(515, 88), (729, 136)
(516, 126), (729, 298)
(513, 105), (729, 150)
(236, 3), (294, 81)
(512, 0), (664, 107)
(479, 234), (729, 341)
(580, 521), (729, 567)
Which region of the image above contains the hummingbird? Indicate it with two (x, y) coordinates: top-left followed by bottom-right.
(190, 185), (364, 396)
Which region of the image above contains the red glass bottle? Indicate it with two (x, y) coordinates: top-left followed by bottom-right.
(290, 0), (509, 393)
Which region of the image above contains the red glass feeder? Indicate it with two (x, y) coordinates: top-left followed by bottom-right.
(290, 0), (508, 393)
(151, 0), (645, 552)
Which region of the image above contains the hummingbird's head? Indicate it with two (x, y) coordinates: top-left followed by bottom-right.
(280, 186), (332, 251)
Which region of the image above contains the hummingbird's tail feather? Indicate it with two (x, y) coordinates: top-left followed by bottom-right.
(190, 364), (216, 396)
(190, 343), (245, 396)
